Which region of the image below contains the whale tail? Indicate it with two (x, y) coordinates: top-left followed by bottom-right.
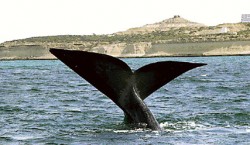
(50, 48), (206, 129)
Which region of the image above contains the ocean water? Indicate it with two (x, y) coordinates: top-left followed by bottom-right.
(0, 56), (249, 144)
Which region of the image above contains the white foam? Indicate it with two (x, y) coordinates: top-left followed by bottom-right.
(201, 74), (207, 77)
(160, 121), (207, 132)
(246, 128), (250, 133)
(65, 107), (81, 112)
(114, 128), (144, 133)
(11, 135), (41, 141)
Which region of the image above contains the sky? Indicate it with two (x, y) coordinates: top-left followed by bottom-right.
(0, 0), (250, 43)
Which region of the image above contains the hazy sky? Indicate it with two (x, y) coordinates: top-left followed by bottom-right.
(1, 0), (250, 43)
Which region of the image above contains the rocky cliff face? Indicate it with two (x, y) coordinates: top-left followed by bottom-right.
(2, 41), (250, 60)
(90, 41), (250, 57)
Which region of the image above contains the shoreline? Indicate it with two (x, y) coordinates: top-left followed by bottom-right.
(1, 40), (250, 60)
(0, 53), (249, 61)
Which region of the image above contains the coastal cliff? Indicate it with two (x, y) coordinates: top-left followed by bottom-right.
(1, 16), (250, 59)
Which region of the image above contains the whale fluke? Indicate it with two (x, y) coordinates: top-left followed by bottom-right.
(50, 48), (206, 130)
(135, 61), (206, 100)
(50, 48), (133, 105)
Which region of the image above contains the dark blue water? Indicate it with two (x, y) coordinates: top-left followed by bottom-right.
(0, 56), (249, 144)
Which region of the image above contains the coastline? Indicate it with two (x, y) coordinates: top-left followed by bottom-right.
(1, 54), (250, 61)
(1, 16), (250, 60)
(1, 40), (250, 60)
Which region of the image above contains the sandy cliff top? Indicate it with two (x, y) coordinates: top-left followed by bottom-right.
(116, 15), (205, 34)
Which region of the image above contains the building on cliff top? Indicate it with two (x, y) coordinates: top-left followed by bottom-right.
(220, 27), (229, 33)
(241, 14), (250, 23)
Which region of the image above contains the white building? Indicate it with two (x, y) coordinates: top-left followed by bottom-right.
(220, 27), (229, 33)
(241, 14), (250, 23)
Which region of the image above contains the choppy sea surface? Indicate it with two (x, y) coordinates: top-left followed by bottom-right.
(0, 56), (249, 144)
